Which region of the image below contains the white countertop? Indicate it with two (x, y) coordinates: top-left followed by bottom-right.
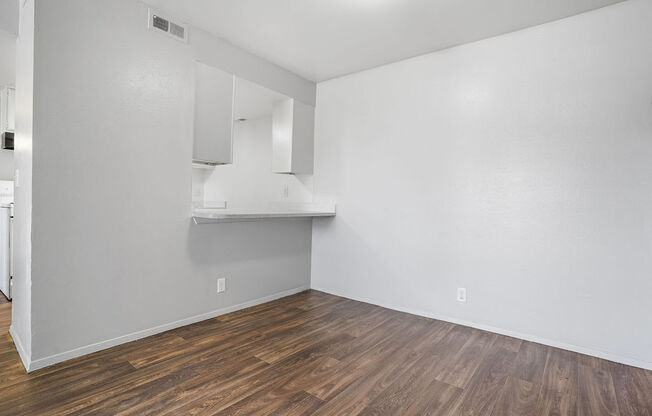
(192, 204), (336, 223)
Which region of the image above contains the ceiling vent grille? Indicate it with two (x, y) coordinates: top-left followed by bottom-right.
(148, 9), (188, 43)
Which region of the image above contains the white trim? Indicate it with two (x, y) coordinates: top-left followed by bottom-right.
(9, 324), (31, 372)
(27, 285), (310, 372)
(311, 286), (652, 371)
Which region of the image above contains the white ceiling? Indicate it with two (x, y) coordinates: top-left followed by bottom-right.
(148, 0), (625, 82)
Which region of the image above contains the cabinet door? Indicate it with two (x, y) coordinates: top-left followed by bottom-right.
(290, 99), (315, 174)
(272, 99), (294, 174)
(193, 62), (234, 165)
(272, 99), (314, 174)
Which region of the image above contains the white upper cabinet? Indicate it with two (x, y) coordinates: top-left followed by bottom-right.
(193, 62), (235, 166)
(272, 98), (315, 174)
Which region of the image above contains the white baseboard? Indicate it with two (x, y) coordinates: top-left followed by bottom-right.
(9, 324), (31, 372)
(20, 284), (651, 372)
(27, 285), (310, 372)
(311, 286), (652, 371)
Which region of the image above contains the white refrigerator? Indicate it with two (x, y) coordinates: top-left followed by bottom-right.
(0, 180), (13, 299)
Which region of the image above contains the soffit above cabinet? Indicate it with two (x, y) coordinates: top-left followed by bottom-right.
(234, 78), (288, 121)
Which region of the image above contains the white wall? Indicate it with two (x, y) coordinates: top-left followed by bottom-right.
(202, 116), (313, 208)
(0, 0), (19, 36)
(0, 30), (15, 179)
(17, 0), (315, 370)
(312, 0), (652, 369)
(10, 0), (33, 368)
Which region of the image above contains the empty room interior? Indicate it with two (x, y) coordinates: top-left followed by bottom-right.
(0, 0), (651, 414)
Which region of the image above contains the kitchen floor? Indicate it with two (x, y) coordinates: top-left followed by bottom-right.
(0, 290), (650, 415)
(0, 292), (9, 335)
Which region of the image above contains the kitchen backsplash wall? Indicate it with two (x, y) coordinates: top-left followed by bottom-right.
(198, 116), (313, 209)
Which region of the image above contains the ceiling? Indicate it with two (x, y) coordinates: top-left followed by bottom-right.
(147, 0), (625, 82)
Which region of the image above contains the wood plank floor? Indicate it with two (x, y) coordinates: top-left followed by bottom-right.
(0, 292), (9, 335)
(0, 290), (650, 415)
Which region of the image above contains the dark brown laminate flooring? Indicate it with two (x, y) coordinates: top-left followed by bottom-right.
(0, 290), (650, 415)
(0, 292), (10, 335)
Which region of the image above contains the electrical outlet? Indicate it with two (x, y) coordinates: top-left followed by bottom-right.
(457, 288), (467, 303)
(282, 185), (289, 199)
(217, 278), (226, 293)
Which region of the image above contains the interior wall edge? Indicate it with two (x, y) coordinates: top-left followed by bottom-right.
(26, 284), (310, 373)
(311, 286), (652, 371)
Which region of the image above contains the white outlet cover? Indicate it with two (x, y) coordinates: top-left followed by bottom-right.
(217, 278), (226, 293)
(457, 288), (467, 302)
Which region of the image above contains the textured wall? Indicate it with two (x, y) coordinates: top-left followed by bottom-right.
(312, 0), (652, 368)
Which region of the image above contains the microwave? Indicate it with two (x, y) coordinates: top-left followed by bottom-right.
(1, 132), (13, 150)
